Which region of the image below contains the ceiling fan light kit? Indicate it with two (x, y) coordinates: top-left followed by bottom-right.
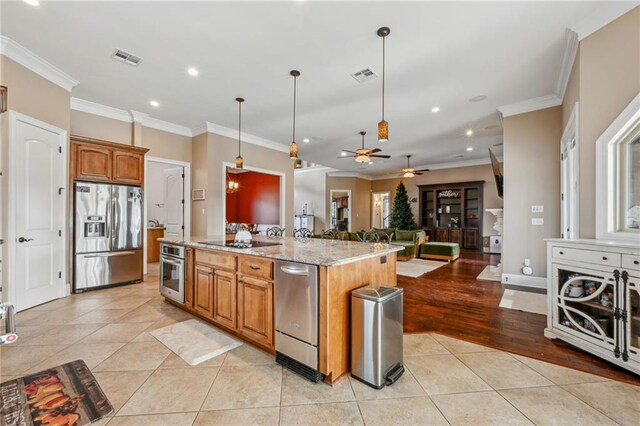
(377, 26), (390, 143)
(289, 70), (301, 159)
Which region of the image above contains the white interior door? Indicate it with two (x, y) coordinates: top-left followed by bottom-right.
(10, 113), (66, 311)
(561, 104), (579, 239)
(163, 167), (184, 240)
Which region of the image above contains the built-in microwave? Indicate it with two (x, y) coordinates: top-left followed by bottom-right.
(159, 243), (185, 304)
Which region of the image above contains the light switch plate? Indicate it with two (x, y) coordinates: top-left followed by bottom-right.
(531, 205), (544, 213)
(532, 218), (544, 225)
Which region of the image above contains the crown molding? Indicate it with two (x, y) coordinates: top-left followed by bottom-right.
(555, 29), (579, 101)
(1, 36), (79, 92)
(569, 2), (639, 41)
(143, 116), (192, 137)
(129, 110), (149, 124)
(195, 121), (289, 154)
(370, 156), (503, 180)
(294, 165), (334, 174)
(497, 94), (562, 118)
(71, 97), (132, 122)
(327, 171), (373, 181)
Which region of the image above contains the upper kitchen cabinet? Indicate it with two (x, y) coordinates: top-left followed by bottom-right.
(71, 136), (149, 186)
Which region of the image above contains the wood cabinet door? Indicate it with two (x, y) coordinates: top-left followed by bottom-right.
(212, 269), (237, 329)
(449, 228), (462, 245)
(184, 248), (194, 308)
(113, 150), (144, 185)
(463, 228), (479, 249)
(75, 144), (112, 182)
(436, 227), (449, 242)
(194, 263), (214, 317)
(237, 276), (274, 348)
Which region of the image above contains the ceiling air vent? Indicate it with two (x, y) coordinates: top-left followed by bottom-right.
(350, 67), (377, 83)
(111, 48), (143, 66)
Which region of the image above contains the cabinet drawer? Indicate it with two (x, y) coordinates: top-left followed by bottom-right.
(622, 254), (640, 271)
(196, 250), (237, 270)
(552, 247), (621, 267)
(239, 256), (274, 281)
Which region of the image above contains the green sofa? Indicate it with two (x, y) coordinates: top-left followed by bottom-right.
(390, 230), (427, 261)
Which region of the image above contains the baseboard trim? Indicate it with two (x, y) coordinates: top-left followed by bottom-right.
(501, 273), (547, 289)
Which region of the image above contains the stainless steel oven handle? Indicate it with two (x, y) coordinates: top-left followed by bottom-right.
(280, 265), (309, 276)
(161, 257), (184, 267)
(83, 251), (137, 258)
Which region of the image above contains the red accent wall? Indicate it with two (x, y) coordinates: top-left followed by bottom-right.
(226, 171), (280, 224)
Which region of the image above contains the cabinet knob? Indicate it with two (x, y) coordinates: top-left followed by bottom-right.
(634, 260), (639, 265)
(559, 251), (564, 255)
(602, 257), (608, 261)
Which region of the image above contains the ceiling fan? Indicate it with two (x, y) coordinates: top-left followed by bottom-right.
(339, 131), (391, 163)
(399, 155), (429, 178)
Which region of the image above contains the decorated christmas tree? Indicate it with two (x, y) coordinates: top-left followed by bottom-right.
(389, 181), (417, 230)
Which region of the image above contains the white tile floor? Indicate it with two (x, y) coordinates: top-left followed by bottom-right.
(2, 269), (639, 426)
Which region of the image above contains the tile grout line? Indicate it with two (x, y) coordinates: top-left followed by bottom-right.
(558, 384), (624, 426)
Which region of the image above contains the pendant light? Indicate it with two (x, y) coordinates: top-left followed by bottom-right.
(377, 27), (390, 142)
(289, 70), (300, 159)
(235, 97), (244, 169)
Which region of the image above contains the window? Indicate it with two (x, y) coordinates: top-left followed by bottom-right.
(596, 93), (640, 241)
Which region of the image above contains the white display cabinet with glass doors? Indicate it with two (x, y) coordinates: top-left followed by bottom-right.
(545, 239), (640, 374)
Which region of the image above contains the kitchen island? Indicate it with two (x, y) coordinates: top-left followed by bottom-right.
(158, 235), (401, 384)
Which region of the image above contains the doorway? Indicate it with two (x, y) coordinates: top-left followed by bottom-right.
(330, 190), (351, 231)
(144, 157), (191, 273)
(561, 103), (579, 239)
(371, 191), (391, 228)
(4, 111), (68, 311)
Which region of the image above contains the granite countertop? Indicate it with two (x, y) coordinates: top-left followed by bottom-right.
(158, 235), (403, 266)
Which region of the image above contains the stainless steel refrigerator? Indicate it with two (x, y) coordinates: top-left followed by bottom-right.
(74, 182), (143, 291)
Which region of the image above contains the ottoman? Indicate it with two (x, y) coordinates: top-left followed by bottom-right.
(419, 242), (460, 262)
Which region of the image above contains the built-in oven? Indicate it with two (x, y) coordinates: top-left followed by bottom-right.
(159, 243), (185, 304)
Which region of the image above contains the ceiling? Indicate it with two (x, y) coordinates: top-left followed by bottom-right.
(0, 1), (614, 176)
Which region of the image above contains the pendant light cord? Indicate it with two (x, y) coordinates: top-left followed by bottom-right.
(238, 100), (242, 157)
(292, 75), (297, 143)
(382, 34), (385, 121)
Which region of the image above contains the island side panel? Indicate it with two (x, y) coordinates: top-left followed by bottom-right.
(319, 251), (397, 383)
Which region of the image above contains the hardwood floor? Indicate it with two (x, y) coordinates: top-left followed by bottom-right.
(401, 252), (640, 385)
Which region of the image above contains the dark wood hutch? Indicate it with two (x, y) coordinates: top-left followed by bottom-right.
(418, 181), (484, 250)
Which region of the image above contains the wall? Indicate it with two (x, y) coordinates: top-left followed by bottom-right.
(70, 110), (132, 144)
(577, 6), (640, 238)
(226, 171), (281, 225)
(0, 56), (71, 131)
(371, 163), (503, 236)
(191, 133), (208, 236)
(294, 168), (328, 231)
(0, 55), (72, 297)
(204, 132), (294, 236)
(325, 176), (372, 231)
(142, 126), (192, 164)
(502, 106), (562, 278)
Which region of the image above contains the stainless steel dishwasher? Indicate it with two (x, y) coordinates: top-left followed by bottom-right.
(274, 260), (324, 382)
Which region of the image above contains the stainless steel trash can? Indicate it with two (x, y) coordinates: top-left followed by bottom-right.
(351, 286), (404, 389)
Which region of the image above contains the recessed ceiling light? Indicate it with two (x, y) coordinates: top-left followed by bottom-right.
(431, 106), (440, 113)
(187, 67), (199, 76)
(341, 152), (347, 156)
(466, 129), (473, 136)
(469, 95), (487, 102)
(303, 138), (310, 143)
(466, 147), (474, 152)
(23, 0), (39, 6)
(150, 100), (160, 107)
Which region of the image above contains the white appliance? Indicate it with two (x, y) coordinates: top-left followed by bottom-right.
(490, 235), (502, 254)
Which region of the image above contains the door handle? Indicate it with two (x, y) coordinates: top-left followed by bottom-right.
(18, 237), (34, 243)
